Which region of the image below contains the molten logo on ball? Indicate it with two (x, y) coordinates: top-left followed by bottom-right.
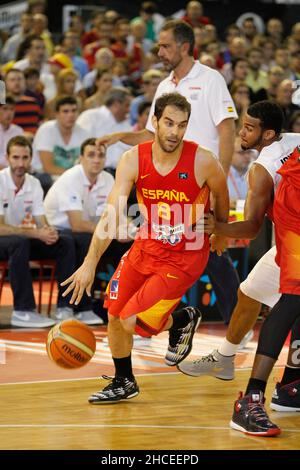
(46, 319), (96, 369)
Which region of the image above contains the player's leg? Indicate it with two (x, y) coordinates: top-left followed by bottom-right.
(178, 246), (280, 379)
(89, 252), (146, 405)
(270, 316), (300, 411)
(230, 293), (300, 436)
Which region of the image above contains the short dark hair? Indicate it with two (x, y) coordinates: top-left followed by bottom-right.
(231, 57), (248, 72)
(247, 100), (284, 135)
(160, 20), (195, 56)
(138, 101), (151, 117)
(55, 95), (78, 112)
(7, 135), (32, 156)
(104, 87), (131, 107)
(24, 67), (40, 79)
(154, 92), (191, 121)
(80, 138), (96, 155)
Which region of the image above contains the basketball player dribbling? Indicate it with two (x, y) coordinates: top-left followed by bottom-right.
(61, 92), (229, 404)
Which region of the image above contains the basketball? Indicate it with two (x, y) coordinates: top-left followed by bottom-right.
(46, 319), (96, 369)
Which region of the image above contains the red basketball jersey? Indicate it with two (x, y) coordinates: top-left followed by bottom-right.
(135, 140), (210, 252)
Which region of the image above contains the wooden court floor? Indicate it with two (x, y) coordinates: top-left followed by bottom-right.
(0, 320), (300, 450)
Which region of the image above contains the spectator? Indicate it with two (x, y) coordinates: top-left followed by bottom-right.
(182, 1), (211, 27)
(129, 69), (163, 125)
(14, 34), (49, 74)
(227, 136), (254, 207)
(44, 68), (82, 120)
(275, 47), (294, 80)
(132, 101), (151, 131)
(61, 30), (89, 80)
(5, 68), (42, 135)
(1, 13), (32, 63)
(32, 95), (89, 177)
(0, 135), (76, 328)
(77, 87), (132, 172)
(245, 47), (268, 93)
(128, 19), (153, 55)
(136, 2), (164, 41)
(32, 14), (54, 57)
(69, 14), (85, 42)
(24, 67), (46, 112)
(230, 81), (251, 133)
(240, 17), (257, 47)
(44, 52), (83, 101)
(260, 38), (276, 72)
(27, 0), (47, 15)
(0, 95), (24, 169)
(199, 52), (216, 69)
(275, 79), (299, 130)
(83, 68), (112, 110)
(82, 47), (115, 91)
(266, 18), (283, 47)
(83, 20), (114, 69)
(289, 110), (300, 133)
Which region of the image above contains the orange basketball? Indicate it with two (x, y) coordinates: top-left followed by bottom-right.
(46, 319), (96, 368)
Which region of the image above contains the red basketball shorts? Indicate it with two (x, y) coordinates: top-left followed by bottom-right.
(104, 241), (209, 337)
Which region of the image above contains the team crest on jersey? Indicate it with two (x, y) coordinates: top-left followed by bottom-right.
(179, 172), (188, 179)
(152, 223), (184, 246)
(110, 280), (119, 299)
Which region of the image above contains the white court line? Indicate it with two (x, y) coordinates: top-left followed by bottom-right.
(0, 424), (299, 433)
(0, 367), (284, 387)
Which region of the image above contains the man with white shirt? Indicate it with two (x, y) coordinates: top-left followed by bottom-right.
(96, 20), (239, 324)
(0, 95), (24, 170)
(44, 138), (115, 325)
(0, 136), (77, 328)
(77, 87), (132, 173)
(32, 95), (89, 177)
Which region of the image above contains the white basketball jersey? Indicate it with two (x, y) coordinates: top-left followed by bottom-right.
(252, 133), (300, 190)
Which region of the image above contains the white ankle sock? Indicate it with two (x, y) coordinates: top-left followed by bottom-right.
(218, 338), (239, 357)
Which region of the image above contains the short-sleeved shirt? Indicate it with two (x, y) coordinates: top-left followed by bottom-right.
(146, 62), (237, 155)
(44, 164), (114, 229)
(0, 167), (44, 226)
(77, 105), (132, 169)
(32, 120), (89, 172)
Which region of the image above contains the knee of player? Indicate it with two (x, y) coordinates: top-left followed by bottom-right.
(120, 316), (136, 334)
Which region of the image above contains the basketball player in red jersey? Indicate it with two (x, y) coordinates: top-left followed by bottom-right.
(62, 92), (229, 404)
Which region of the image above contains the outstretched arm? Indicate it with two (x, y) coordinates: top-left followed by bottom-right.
(97, 128), (154, 148)
(61, 149), (138, 305)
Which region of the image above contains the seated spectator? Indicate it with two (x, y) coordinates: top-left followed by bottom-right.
(0, 135), (78, 328)
(32, 95), (89, 178)
(82, 47), (115, 91)
(44, 138), (122, 324)
(32, 13), (54, 57)
(182, 1), (211, 27)
(61, 30), (89, 80)
(230, 81), (251, 133)
(83, 68), (112, 110)
(245, 47), (268, 93)
(132, 101), (151, 131)
(0, 95), (24, 169)
(1, 12), (32, 63)
(14, 34), (49, 75)
(77, 87), (132, 171)
(289, 110), (300, 133)
(227, 136), (255, 208)
(229, 57), (249, 86)
(44, 68), (82, 120)
(275, 47), (294, 80)
(128, 18), (153, 55)
(275, 79), (299, 130)
(45, 52), (84, 101)
(5, 68), (42, 136)
(199, 52), (216, 69)
(136, 1), (164, 41)
(266, 18), (283, 47)
(24, 67), (46, 112)
(129, 69), (163, 125)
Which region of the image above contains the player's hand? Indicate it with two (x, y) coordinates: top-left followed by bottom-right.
(210, 234), (227, 256)
(61, 261), (96, 305)
(203, 213), (216, 234)
(96, 133), (121, 149)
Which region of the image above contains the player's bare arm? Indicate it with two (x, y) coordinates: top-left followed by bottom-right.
(61, 148), (138, 305)
(96, 128), (154, 148)
(209, 163), (274, 239)
(196, 148), (229, 254)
